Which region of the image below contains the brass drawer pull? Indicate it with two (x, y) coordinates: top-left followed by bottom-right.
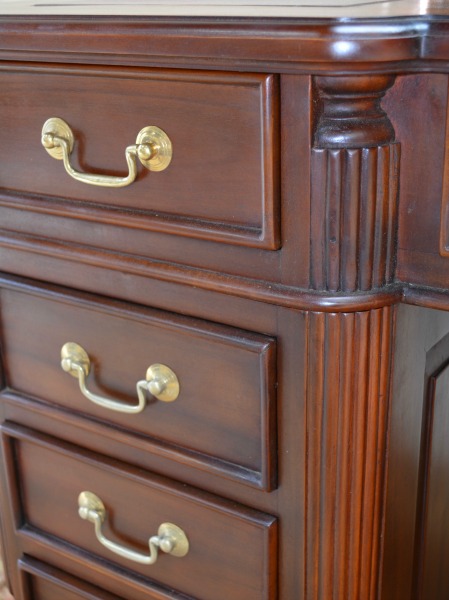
(78, 491), (189, 565)
(41, 117), (172, 187)
(61, 342), (179, 414)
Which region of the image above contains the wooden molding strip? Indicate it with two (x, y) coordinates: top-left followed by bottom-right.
(0, 231), (403, 312)
(0, 18), (430, 71)
(2, 232), (449, 311)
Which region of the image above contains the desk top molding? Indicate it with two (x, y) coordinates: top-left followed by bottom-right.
(1, 16), (449, 72)
(1, 0), (449, 18)
(0, 4), (448, 317)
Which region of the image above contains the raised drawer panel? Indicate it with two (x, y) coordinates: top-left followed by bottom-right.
(0, 65), (279, 249)
(414, 361), (449, 598)
(4, 424), (278, 600)
(19, 558), (125, 600)
(0, 278), (277, 490)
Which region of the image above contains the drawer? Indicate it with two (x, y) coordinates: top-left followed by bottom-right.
(4, 424), (278, 600)
(0, 278), (277, 490)
(0, 64), (279, 249)
(19, 557), (125, 600)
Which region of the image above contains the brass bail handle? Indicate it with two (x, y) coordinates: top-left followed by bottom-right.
(78, 491), (189, 565)
(41, 117), (172, 188)
(61, 342), (180, 414)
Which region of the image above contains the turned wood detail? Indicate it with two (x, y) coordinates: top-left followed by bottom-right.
(306, 307), (393, 600)
(313, 75), (395, 149)
(311, 76), (400, 292)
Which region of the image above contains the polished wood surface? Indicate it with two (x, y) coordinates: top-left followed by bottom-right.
(0, 6), (449, 600)
(0, 66), (279, 249)
(381, 305), (449, 599)
(1, 17), (449, 72)
(306, 308), (393, 598)
(4, 423), (277, 600)
(19, 558), (125, 600)
(417, 362), (449, 598)
(0, 278), (277, 490)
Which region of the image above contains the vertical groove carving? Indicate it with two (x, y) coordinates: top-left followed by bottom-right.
(306, 307), (393, 600)
(311, 75), (400, 293)
(310, 144), (400, 292)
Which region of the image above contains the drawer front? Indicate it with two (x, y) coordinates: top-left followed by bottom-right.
(19, 558), (125, 600)
(0, 65), (279, 249)
(4, 424), (278, 600)
(0, 278), (277, 490)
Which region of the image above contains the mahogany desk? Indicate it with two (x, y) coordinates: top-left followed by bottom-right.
(0, 2), (448, 599)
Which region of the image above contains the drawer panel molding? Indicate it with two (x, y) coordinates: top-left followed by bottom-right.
(18, 557), (126, 600)
(2, 423), (278, 600)
(440, 84), (449, 259)
(0, 65), (279, 250)
(0, 277), (277, 490)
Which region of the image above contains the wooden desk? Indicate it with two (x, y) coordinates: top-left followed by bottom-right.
(0, 2), (448, 598)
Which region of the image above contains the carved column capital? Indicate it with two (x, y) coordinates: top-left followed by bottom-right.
(310, 74), (400, 293)
(314, 75), (396, 149)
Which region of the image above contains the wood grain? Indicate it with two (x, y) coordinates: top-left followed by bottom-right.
(0, 65), (279, 249)
(3, 423), (278, 600)
(314, 76), (396, 149)
(310, 75), (400, 293)
(0, 18), (435, 75)
(1, 9), (449, 600)
(388, 74), (449, 290)
(19, 557), (124, 600)
(306, 307), (393, 600)
(413, 362), (449, 599)
(310, 145), (400, 292)
(0, 278), (277, 490)
(381, 305), (449, 599)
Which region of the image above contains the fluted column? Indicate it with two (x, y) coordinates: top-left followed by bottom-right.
(306, 307), (393, 600)
(305, 75), (400, 600)
(310, 75), (400, 292)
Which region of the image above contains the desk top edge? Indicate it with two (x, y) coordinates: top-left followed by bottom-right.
(1, 0), (449, 19)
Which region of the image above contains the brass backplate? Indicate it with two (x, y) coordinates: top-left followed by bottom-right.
(136, 126), (172, 172)
(78, 491), (106, 523)
(146, 363), (179, 402)
(158, 523), (189, 557)
(42, 117), (75, 159)
(61, 342), (90, 378)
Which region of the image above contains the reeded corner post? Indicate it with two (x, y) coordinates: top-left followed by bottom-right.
(305, 75), (400, 600)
